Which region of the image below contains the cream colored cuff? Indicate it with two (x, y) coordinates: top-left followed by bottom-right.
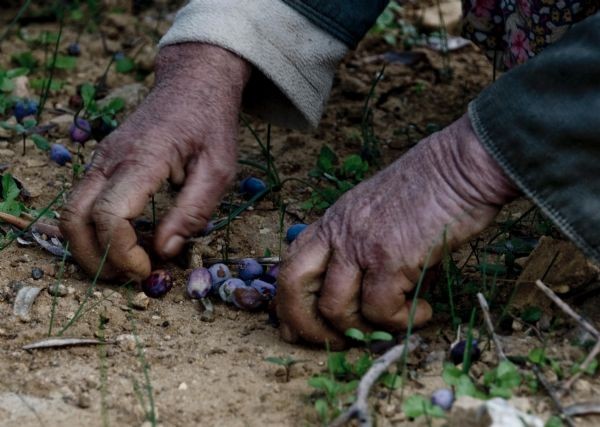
(159, 0), (348, 129)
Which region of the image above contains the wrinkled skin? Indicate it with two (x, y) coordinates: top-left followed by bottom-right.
(275, 116), (519, 349)
(60, 43), (519, 348)
(60, 44), (251, 281)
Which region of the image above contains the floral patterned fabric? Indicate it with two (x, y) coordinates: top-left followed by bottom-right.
(462, 0), (600, 69)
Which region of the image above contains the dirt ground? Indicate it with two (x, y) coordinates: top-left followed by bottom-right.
(1, 2), (600, 427)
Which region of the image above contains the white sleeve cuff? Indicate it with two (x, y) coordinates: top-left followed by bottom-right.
(158, 0), (348, 129)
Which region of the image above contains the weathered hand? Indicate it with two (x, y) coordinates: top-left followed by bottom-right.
(276, 115), (519, 348)
(60, 43), (251, 281)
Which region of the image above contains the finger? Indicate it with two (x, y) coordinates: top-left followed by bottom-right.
(361, 269), (432, 330)
(318, 253), (371, 334)
(59, 171), (120, 280)
(155, 152), (235, 258)
(276, 232), (346, 349)
(93, 160), (168, 281)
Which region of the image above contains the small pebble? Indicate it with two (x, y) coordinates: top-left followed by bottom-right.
(47, 283), (68, 297)
(130, 292), (150, 310)
(77, 392), (91, 409)
(31, 267), (44, 280)
(178, 382), (188, 391)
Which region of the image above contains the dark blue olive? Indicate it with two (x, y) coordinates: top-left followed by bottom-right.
(431, 388), (454, 411)
(286, 223), (308, 243)
(142, 269), (174, 298)
(186, 267), (212, 299)
(238, 258), (263, 281)
(69, 117), (92, 143)
(67, 42), (81, 56)
(239, 176), (267, 197)
(49, 144), (72, 166)
(250, 279), (276, 299)
(218, 278), (245, 303)
(14, 99), (38, 121)
(450, 339), (481, 365)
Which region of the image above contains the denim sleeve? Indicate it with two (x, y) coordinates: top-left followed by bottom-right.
(469, 12), (600, 264)
(280, 0), (389, 47)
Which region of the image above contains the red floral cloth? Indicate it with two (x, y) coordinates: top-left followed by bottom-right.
(462, 0), (600, 69)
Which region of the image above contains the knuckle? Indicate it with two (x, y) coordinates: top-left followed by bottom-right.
(176, 207), (208, 233)
(318, 299), (346, 323)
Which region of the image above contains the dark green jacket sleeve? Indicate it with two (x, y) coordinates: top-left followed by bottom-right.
(469, 12), (600, 264)
(280, 0), (389, 47)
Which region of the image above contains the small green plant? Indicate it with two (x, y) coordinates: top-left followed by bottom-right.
(301, 145), (369, 212)
(482, 360), (522, 398)
(308, 329), (399, 424)
(345, 328), (393, 348)
(265, 356), (305, 382)
(528, 347), (563, 378)
(0, 174), (24, 216)
(443, 360), (524, 401)
(0, 116), (50, 155)
(369, 1), (420, 47)
(80, 82), (124, 129)
(401, 395), (445, 420)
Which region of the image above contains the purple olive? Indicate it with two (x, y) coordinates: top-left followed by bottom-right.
(142, 269), (174, 298)
(450, 339), (481, 365)
(286, 223), (307, 243)
(231, 286), (266, 310)
(69, 117), (92, 143)
(218, 278), (245, 303)
(187, 267), (212, 299)
(238, 258), (263, 281)
(250, 279), (277, 299)
(431, 388), (454, 411)
(69, 94), (83, 110)
(208, 263), (231, 288)
(239, 176), (267, 197)
(50, 144), (72, 166)
(264, 264), (279, 283)
(200, 220), (215, 236)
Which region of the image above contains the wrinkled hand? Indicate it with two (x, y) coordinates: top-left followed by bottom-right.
(276, 115), (519, 349)
(60, 43), (251, 281)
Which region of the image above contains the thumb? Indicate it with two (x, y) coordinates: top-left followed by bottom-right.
(155, 152), (235, 258)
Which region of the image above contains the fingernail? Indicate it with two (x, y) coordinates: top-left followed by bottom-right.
(162, 235), (185, 258)
(279, 323), (298, 343)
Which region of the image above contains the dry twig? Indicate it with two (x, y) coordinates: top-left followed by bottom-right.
(0, 211), (62, 239)
(533, 365), (576, 427)
(477, 292), (507, 362)
(329, 335), (421, 427)
(535, 280), (600, 393)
